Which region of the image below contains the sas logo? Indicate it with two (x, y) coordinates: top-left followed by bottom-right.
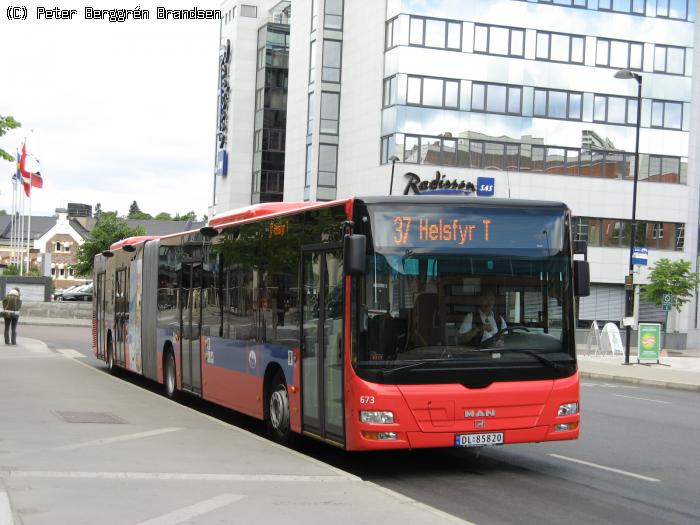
(476, 177), (495, 197)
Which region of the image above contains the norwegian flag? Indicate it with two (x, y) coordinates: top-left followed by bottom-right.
(18, 142), (42, 197)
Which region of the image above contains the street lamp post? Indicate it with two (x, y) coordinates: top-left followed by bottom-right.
(615, 69), (642, 365)
(388, 155), (400, 195)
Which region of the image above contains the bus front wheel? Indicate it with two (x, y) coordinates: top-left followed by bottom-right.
(267, 371), (293, 445)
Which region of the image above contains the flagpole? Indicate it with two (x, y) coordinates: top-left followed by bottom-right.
(27, 190), (32, 274)
(18, 185), (23, 275)
(10, 178), (16, 267)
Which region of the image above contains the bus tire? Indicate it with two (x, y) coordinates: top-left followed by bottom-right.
(106, 333), (117, 375)
(164, 349), (178, 400)
(267, 371), (293, 446)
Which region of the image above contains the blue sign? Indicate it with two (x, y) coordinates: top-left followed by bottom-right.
(476, 177), (495, 197)
(632, 247), (648, 266)
(216, 150), (228, 177)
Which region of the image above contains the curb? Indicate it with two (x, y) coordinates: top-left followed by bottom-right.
(579, 371), (700, 392)
(18, 318), (91, 328)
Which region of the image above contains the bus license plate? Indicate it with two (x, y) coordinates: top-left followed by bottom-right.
(455, 432), (504, 447)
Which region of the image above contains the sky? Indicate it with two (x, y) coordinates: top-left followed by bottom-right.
(0, 1), (222, 219)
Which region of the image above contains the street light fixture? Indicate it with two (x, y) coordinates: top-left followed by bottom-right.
(614, 69), (642, 365)
(388, 155), (400, 195)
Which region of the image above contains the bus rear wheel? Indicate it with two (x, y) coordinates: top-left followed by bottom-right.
(164, 350), (178, 400)
(267, 371), (293, 445)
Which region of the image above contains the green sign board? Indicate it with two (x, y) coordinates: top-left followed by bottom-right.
(638, 323), (661, 363)
(662, 304), (672, 312)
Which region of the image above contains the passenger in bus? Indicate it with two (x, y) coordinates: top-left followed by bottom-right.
(459, 290), (507, 345)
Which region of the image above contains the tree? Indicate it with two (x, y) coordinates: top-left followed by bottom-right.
(155, 212), (172, 220)
(0, 210), (6, 215)
(641, 258), (699, 313)
(94, 203), (102, 219)
(0, 115), (22, 162)
(174, 211), (197, 222)
(127, 200), (152, 220)
(73, 212), (146, 276)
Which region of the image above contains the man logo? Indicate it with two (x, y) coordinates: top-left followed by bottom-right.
(465, 409), (496, 418)
(475, 420), (486, 429)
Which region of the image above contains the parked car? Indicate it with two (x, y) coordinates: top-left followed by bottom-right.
(53, 284), (81, 301)
(62, 283), (93, 302)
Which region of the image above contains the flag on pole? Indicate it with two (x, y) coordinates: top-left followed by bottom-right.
(18, 142), (42, 197)
(12, 151), (20, 184)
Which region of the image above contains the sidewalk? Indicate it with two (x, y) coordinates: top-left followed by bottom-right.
(0, 338), (468, 525)
(577, 352), (700, 391)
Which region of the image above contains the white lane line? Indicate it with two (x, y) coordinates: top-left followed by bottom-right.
(56, 349), (85, 359)
(614, 394), (671, 404)
(4, 471), (353, 483)
(548, 454), (660, 482)
(53, 427), (182, 451)
(0, 491), (15, 525)
(137, 493), (245, 525)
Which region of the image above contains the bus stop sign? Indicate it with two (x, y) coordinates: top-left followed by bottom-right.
(662, 294), (672, 312)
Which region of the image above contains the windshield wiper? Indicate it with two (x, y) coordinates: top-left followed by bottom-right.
(378, 359), (453, 378)
(478, 348), (570, 371)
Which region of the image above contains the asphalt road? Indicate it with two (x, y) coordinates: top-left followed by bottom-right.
(25, 325), (700, 525)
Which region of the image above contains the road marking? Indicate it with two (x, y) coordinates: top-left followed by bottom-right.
(368, 483), (477, 524)
(4, 471), (353, 482)
(614, 394), (671, 404)
(548, 454), (660, 482)
(56, 349), (85, 359)
(0, 491), (14, 525)
(54, 427), (182, 451)
(137, 493), (245, 525)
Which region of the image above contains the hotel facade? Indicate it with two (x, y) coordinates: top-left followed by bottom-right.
(214, 0), (700, 348)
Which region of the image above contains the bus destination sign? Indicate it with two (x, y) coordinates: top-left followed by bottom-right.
(392, 216), (491, 246)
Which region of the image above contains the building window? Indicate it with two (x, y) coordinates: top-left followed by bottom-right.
(305, 144), (313, 187)
(318, 144), (338, 187)
(240, 4), (257, 18)
(538, 0), (588, 7)
(645, 155), (681, 183)
(598, 0), (646, 14)
(322, 40), (342, 83)
(324, 0), (343, 30)
(385, 17), (399, 50)
(55, 242), (62, 252)
(383, 76), (397, 107)
(68, 268), (74, 278)
(409, 16), (462, 50)
(405, 75), (459, 109)
(593, 94), (638, 125)
(656, 0), (689, 20)
(471, 82), (522, 115)
(651, 100), (683, 129)
(474, 24), (524, 57)
(654, 45), (686, 75)
(596, 38), (643, 71)
(311, 0), (318, 31)
(51, 266), (56, 277)
(254, 130), (262, 152)
(307, 92), (315, 135)
(535, 31), (585, 64)
(309, 40), (316, 84)
(534, 89), (582, 120)
(320, 91), (340, 134)
(59, 267), (65, 277)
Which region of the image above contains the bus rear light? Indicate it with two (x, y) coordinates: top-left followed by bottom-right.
(554, 422), (579, 432)
(360, 411), (394, 424)
(361, 431), (398, 441)
(558, 402), (579, 416)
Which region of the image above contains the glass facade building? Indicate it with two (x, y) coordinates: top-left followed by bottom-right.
(216, 0), (699, 347)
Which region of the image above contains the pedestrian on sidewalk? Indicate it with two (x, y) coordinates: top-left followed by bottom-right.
(2, 287), (22, 345)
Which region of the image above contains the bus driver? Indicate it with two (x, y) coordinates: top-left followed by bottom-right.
(459, 290), (507, 345)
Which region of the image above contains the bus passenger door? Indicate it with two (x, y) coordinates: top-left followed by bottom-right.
(301, 246), (345, 444)
(114, 268), (128, 366)
(181, 262), (203, 395)
(96, 272), (106, 360)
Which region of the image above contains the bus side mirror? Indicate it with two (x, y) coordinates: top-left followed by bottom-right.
(574, 260), (590, 297)
(344, 234), (366, 275)
(573, 240), (587, 260)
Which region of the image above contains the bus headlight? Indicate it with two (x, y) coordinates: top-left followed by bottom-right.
(360, 411), (395, 424)
(558, 402), (579, 416)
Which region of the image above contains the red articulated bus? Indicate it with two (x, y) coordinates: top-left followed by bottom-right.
(93, 196), (589, 450)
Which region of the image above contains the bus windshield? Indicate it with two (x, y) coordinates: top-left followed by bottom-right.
(353, 203), (576, 385)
